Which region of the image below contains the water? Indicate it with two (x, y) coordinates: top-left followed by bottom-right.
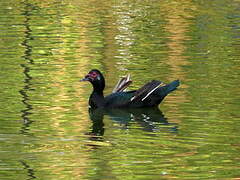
(0, 0), (240, 179)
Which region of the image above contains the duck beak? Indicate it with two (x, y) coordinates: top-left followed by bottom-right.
(80, 76), (90, 82)
(80, 78), (90, 82)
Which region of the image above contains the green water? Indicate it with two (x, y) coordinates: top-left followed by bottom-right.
(0, 0), (239, 179)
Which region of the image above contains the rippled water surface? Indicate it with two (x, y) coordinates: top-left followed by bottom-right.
(0, 0), (240, 179)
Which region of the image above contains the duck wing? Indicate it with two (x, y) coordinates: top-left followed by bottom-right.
(130, 80), (165, 102)
(104, 91), (135, 108)
(106, 80), (180, 108)
(130, 80), (180, 106)
(112, 74), (132, 93)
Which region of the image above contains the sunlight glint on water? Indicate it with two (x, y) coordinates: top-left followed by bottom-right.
(0, 0), (239, 179)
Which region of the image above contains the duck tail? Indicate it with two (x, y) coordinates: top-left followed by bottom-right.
(164, 80), (180, 96)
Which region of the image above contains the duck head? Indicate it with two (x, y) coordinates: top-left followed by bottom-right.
(80, 69), (105, 92)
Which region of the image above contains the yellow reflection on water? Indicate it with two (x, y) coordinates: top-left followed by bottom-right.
(32, 1), (100, 178)
(162, 0), (195, 81)
(160, 0), (196, 120)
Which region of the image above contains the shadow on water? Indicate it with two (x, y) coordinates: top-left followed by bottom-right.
(20, 160), (37, 179)
(19, 1), (36, 134)
(88, 107), (178, 138)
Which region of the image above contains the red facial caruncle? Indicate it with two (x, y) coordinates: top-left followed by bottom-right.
(89, 71), (98, 79)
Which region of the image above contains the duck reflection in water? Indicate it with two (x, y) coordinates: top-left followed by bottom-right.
(88, 107), (178, 137)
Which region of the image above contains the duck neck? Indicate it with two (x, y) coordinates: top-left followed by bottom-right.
(93, 86), (104, 94)
(89, 91), (105, 109)
(92, 88), (104, 97)
(89, 82), (105, 108)
(92, 77), (105, 94)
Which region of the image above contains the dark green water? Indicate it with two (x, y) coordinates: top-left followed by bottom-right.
(0, 0), (240, 179)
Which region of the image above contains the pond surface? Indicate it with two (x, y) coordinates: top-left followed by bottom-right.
(0, 0), (240, 179)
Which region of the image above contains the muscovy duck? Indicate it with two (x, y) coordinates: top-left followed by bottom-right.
(80, 69), (180, 109)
